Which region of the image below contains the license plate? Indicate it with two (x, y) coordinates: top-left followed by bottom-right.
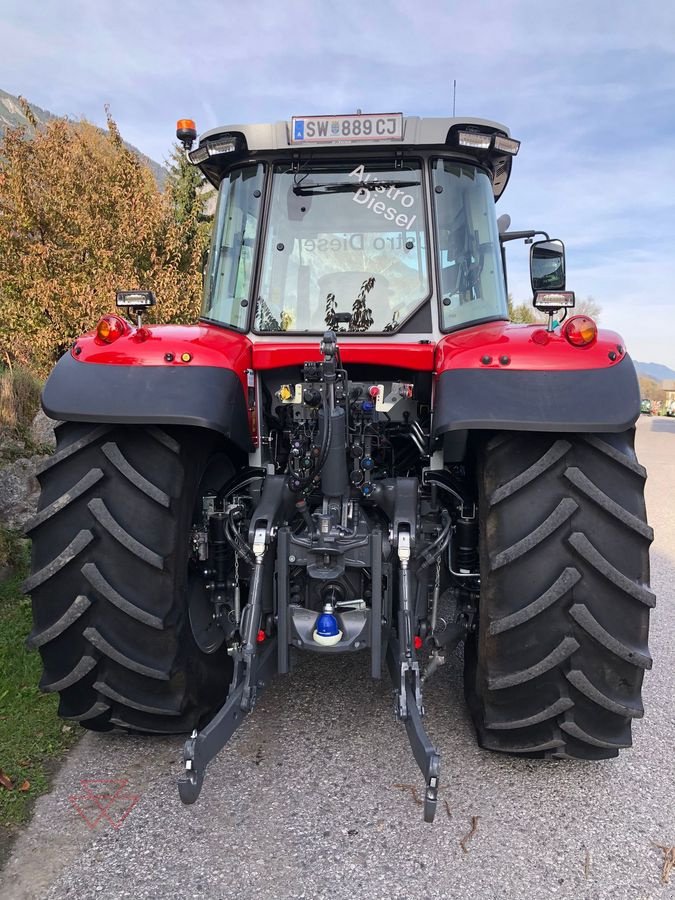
(291, 113), (403, 144)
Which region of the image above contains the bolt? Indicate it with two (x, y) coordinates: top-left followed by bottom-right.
(354, 642), (360, 649)
(499, 355), (511, 365)
(480, 355), (492, 365)
(608, 351), (617, 361)
(288, 555), (296, 563)
(617, 345), (624, 354)
(74, 345), (82, 355)
(165, 352), (174, 362)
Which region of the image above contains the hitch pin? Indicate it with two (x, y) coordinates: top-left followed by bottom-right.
(252, 526), (267, 560)
(398, 531), (411, 567)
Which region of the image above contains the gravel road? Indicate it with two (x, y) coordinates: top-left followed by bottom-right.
(2, 415), (673, 900)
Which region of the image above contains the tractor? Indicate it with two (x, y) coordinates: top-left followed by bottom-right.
(25, 112), (654, 822)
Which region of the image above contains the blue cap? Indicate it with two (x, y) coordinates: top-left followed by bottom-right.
(315, 611), (340, 638)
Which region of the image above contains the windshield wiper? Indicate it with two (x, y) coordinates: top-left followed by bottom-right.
(293, 180), (419, 196)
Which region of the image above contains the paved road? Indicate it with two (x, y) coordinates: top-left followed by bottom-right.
(2, 416), (674, 900)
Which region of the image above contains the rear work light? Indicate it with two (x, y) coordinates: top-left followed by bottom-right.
(188, 145), (209, 164)
(116, 290), (156, 309)
(96, 314), (128, 344)
(456, 130), (493, 151)
(493, 135), (520, 155)
(563, 315), (598, 347)
(189, 134), (238, 165)
(534, 291), (575, 311)
(207, 137), (237, 156)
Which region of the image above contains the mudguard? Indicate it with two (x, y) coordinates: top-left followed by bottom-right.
(432, 353), (640, 437)
(42, 352), (253, 453)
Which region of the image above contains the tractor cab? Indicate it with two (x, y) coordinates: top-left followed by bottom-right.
(179, 114), (520, 341)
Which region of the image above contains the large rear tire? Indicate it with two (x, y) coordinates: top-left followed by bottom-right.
(465, 429), (654, 758)
(25, 422), (236, 733)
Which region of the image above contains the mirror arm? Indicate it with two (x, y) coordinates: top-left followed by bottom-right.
(500, 229), (550, 244)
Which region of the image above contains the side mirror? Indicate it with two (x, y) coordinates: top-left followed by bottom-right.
(530, 239), (566, 292)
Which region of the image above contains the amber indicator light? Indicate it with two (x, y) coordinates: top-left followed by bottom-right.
(563, 315), (597, 347)
(96, 315), (127, 344)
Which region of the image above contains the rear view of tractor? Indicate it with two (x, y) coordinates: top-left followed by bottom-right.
(25, 112), (654, 822)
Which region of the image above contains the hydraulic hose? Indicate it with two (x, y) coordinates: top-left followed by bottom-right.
(419, 510), (452, 569)
(216, 468), (266, 505)
(225, 508), (255, 566)
(423, 470), (473, 514)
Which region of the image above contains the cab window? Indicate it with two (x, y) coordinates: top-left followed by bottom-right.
(202, 164), (264, 329)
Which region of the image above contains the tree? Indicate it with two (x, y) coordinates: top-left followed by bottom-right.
(0, 103), (208, 374)
(165, 142), (214, 277)
(508, 294), (544, 324)
(638, 375), (664, 403)
(574, 296), (602, 322)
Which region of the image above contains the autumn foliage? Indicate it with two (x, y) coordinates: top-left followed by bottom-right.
(0, 103), (208, 375)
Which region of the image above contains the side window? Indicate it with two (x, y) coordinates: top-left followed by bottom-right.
(432, 161), (507, 331)
(202, 165), (264, 328)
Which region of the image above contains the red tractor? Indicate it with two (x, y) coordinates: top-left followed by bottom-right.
(25, 113), (654, 822)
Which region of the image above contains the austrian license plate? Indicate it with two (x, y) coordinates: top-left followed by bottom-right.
(291, 113), (403, 144)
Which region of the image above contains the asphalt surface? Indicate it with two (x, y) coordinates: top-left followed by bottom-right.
(2, 415), (673, 900)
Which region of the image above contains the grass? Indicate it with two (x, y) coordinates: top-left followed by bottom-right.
(0, 528), (24, 574)
(0, 364), (41, 432)
(0, 538), (81, 834)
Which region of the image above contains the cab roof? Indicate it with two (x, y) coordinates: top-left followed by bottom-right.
(192, 115), (518, 199)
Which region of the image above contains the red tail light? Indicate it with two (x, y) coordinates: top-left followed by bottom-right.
(562, 315), (597, 347)
(96, 314), (128, 344)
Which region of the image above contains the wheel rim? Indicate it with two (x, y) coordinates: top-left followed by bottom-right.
(188, 574), (227, 653)
(187, 451), (235, 654)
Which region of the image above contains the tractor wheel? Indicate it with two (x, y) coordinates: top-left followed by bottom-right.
(465, 429), (654, 759)
(24, 422), (236, 734)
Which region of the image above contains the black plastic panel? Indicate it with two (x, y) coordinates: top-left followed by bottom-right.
(432, 354), (640, 436)
(42, 354), (253, 452)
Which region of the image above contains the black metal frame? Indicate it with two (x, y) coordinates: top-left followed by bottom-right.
(176, 332), (474, 822)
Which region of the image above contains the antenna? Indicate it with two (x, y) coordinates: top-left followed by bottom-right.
(453, 80), (457, 117)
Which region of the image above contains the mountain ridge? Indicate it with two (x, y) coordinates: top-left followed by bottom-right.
(0, 88), (166, 185)
(634, 361), (675, 384)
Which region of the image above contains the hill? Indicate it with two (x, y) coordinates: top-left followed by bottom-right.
(634, 361), (675, 384)
(0, 88), (166, 185)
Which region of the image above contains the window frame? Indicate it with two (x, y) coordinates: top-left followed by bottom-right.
(251, 154), (433, 337)
(430, 156), (509, 335)
(199, 161), (268, 334)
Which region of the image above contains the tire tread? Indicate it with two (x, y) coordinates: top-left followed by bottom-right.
(468, 428), (653, 761)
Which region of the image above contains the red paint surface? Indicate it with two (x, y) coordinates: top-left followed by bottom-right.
(435, 321), (626, 373)
(72, 319), (626, 381)
(251, 341), (436, 371)
(74, 322), (252, 373)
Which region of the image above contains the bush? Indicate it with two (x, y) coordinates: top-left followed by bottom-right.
(0, 103), (208, 376)
(0, 364), (41, 432)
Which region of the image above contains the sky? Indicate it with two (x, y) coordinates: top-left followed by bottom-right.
(1, 0), (674, 366)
